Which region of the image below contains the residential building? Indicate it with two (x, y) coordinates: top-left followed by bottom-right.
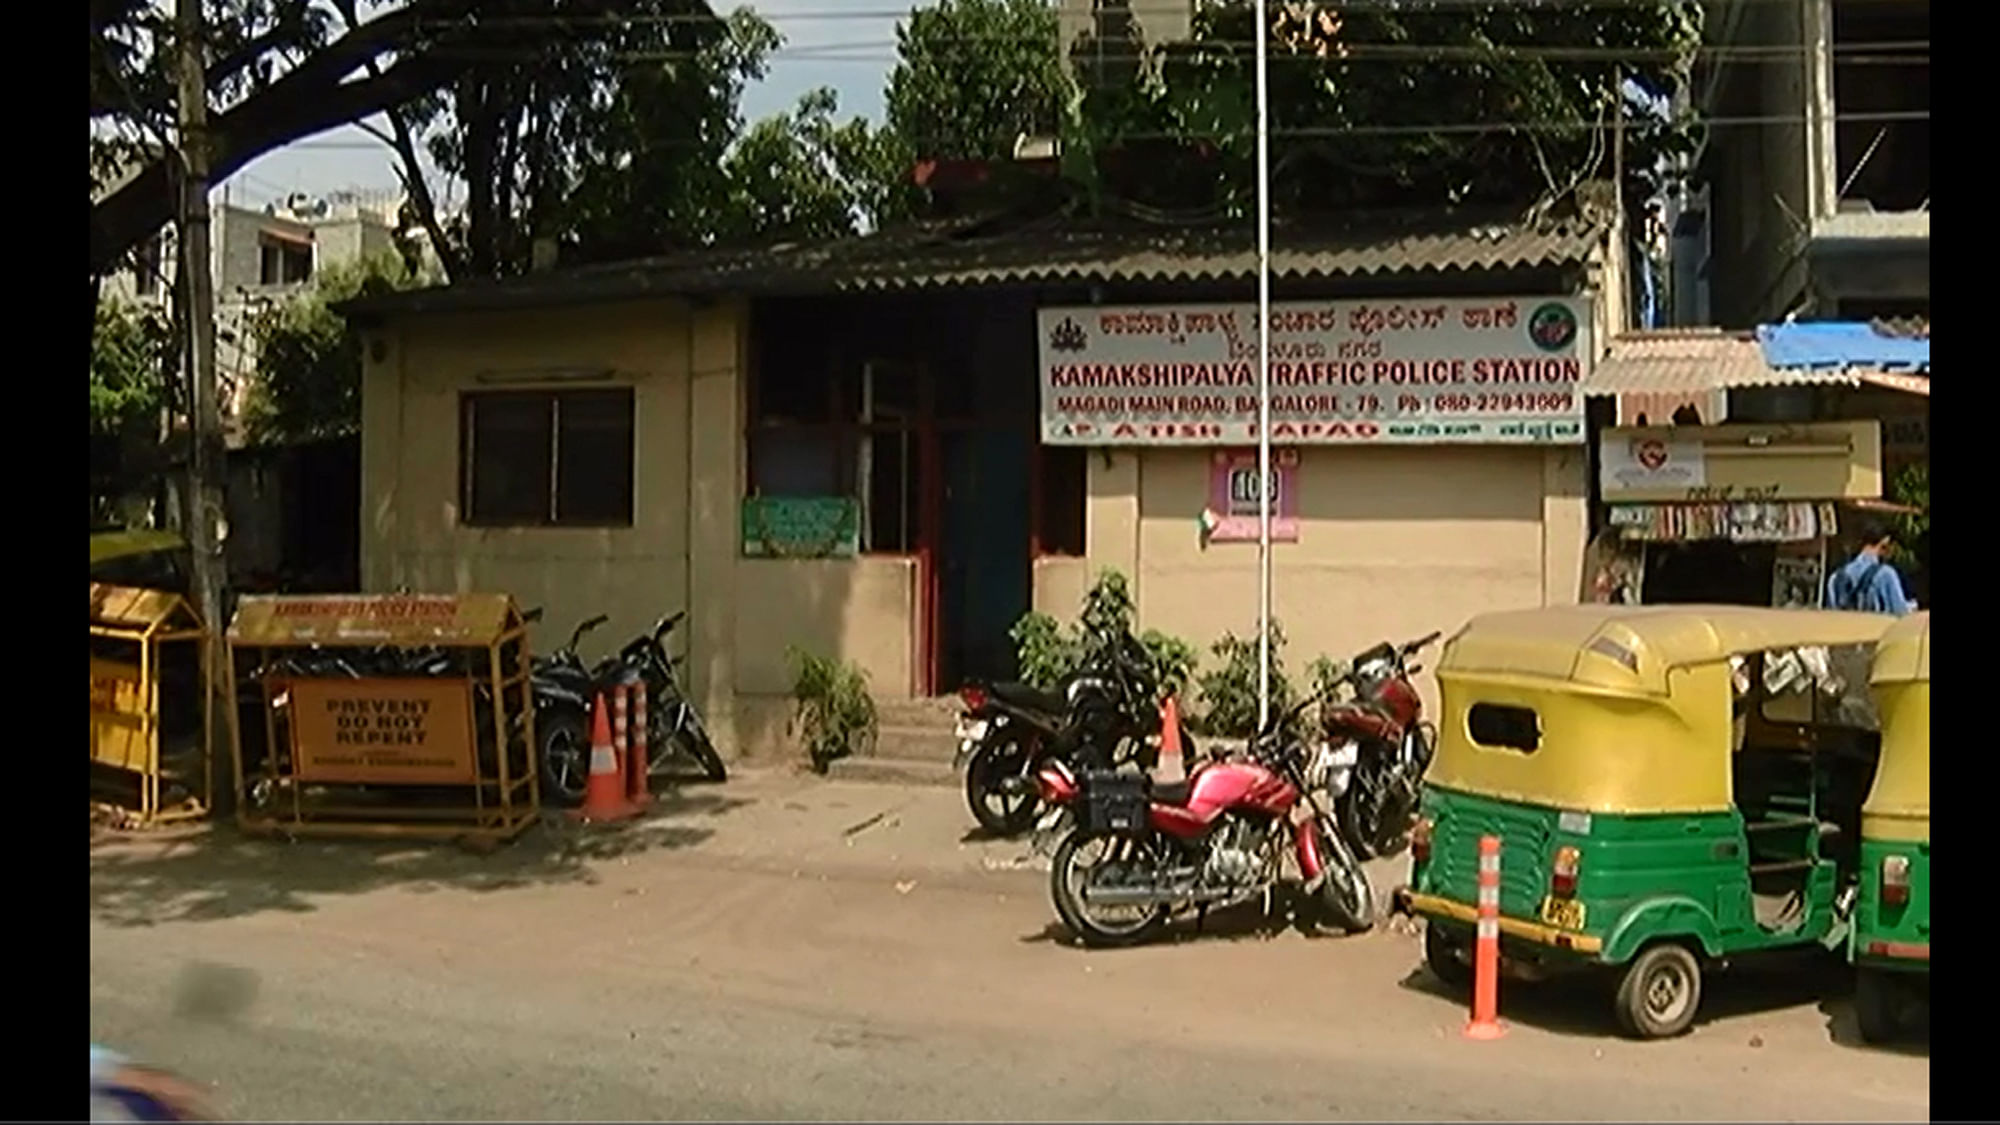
(1686, 0), (1928, 327)
(99, 189), (404, 439)
(340, 202), (1630, 762)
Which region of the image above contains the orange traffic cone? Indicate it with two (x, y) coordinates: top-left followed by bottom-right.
(1155, 695), (1186, 782)
(569, 693), (636, 823)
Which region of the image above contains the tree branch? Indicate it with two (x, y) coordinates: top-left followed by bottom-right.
(92, 54), (458, 273)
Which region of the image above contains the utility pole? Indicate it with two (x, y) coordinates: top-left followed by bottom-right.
(176, 0), (231, 808)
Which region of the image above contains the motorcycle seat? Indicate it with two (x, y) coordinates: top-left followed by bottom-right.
(1146, 777), (1194, 806)
(990, 681), (1068, 716)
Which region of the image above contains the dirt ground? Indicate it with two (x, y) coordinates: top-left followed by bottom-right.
(89, 767), (1930, 1122)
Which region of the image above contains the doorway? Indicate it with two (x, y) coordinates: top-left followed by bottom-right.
(933, 429), (1033, 691)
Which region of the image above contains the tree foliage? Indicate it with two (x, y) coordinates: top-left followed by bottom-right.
(88, 0), (737, 279)
(717, 88), (916, 243)
(243, 253), (427, 445)
(884, 0), (1072, 163)
(91, 298), (174, 436)
(1067, 0), (1702, 218)
(400, 2), (778, 275)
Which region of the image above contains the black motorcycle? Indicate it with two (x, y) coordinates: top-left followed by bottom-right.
(955, 628), (1185, 837)
(532, 609), (727, 805)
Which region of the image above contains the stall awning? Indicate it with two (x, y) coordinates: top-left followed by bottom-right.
(1583, 326), (1931, 398)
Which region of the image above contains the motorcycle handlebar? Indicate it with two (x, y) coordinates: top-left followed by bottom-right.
(655, 610), (688, 640)
(566, 614), (610, 653)
(1400, 630), (1444, 656)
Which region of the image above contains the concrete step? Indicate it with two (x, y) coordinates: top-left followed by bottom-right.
(825, 755), (960, 789)
(869, 724), (961, 765)
(874, 695), (963, 731)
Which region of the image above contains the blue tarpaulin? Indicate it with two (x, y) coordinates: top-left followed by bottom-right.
(1756, 322), (1929, 373)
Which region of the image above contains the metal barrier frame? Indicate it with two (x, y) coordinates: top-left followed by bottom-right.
(223, 594), (540, 845)
(90, 583), (213, 828)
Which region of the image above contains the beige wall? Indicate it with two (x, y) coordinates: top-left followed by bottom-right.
(359, 297), (750, 751)
(1032, 557), (1090, 619)
(1084, 445), (1586, 715)
(733, 558), (918, 698)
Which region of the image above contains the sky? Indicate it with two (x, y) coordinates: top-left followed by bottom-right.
(228, 3), (905, 210)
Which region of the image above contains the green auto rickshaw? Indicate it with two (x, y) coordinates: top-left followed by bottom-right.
(1394, 604), (1898, 1039)
(1851, 610), (1928, 1043)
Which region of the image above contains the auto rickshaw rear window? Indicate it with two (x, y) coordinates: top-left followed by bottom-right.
(1468, 703), (1541, 753)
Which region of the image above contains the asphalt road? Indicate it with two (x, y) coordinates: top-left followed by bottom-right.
(89, 769), (1929, 1122)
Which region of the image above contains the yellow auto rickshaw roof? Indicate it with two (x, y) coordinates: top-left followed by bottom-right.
(1869, 611), (1929, 686)
(1439, 604), (1899, 697)
(90, 529), (187, 567)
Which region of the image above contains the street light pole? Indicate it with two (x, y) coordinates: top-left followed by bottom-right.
(1253, 0), (1274, 731)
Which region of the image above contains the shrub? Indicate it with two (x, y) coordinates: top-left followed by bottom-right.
(1196, 622), (1296, 738)
(1006, 569), (1199, 700)
(787, 647), (878, 773)
(1009, 611), (1075, 690)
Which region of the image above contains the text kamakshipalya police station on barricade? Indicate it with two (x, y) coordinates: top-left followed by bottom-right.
(1036, 296), (1593, 445)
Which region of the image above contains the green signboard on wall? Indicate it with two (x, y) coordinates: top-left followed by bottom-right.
(740, 496), (861, 559)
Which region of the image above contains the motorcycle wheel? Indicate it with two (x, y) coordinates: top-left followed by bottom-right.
(1336, 783), (1415, 862)
(537, 708), (590, 807)
(673, 725), (728, 784)
(1049, 831), (1168, 948)
(1314, 824), (1377, 935)
(964, 731), (1040, 837)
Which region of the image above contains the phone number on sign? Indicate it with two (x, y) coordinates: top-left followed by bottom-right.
(1427, 392), (1576, 413)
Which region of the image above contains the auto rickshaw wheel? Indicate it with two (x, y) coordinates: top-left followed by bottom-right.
(1852, 967), (1900, 1045)
(1613, 943), (1703, 1039)
(1423, 922), (1473, 990)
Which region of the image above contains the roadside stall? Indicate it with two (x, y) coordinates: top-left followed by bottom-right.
(225, 593), (540, 845)
(1585, 420), (1884, 610)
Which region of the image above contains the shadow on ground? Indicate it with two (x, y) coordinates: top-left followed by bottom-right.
(1818, 992), (1931, 1057)
(1396, 946), (1928, 1051)
(89, 788), (755, 928)
(1022, 886), (1395, 948)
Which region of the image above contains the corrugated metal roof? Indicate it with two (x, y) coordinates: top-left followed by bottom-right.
(338, 213), (1607, 319)
(832, 220), (1605, 292)
(1756, 321), (1930, 373)
(1582, 326), (1933, 398)
(1581, 329), (1857, 396)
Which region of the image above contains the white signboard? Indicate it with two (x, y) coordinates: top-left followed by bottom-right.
(1036, 297), (1591, 445)
(1600, 435), (1706, 493)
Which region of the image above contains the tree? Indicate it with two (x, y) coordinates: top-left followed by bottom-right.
(1066, 0), (1701, 220)
(90, 297), (176, 522)
(385, 2), (777, 276)
(91, 298), (175, 437)
(716, 88), (915, 243)
(88, 0), (733, 279)
(883, 0), (1074, 163)
(242, 253), (428, 445)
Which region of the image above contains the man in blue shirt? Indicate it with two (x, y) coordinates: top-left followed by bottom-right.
(1824, 518), (1917, 615)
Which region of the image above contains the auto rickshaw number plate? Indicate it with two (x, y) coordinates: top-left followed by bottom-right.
(1539, 896), (1586, 931)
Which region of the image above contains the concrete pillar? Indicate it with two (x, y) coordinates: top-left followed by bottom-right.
(686, 299), (745, 756)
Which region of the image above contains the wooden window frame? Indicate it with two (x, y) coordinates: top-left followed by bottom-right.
(457, 386), (637, 529)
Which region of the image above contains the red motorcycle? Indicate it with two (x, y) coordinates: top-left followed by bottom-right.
(1323, 632), (1442, 860)
(1034, 691), (1375, 948)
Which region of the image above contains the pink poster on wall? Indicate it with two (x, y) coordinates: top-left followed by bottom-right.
(1203, 449), (1300, 543)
